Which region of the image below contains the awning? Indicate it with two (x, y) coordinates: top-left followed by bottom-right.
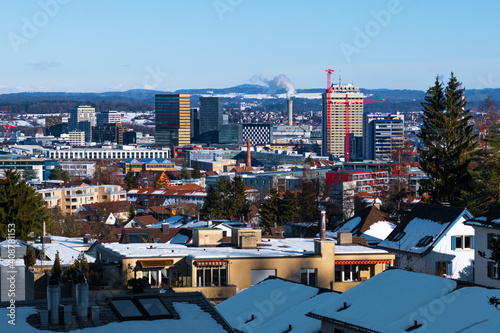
(335, 260), (392, 265)
(194, 260), (228, 267)
(137, 260), (174, 269)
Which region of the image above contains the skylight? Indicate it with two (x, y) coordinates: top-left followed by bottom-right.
(136, 297), (173, 319)
(416, 236), (433, 247)
(110, 299), (144, 321)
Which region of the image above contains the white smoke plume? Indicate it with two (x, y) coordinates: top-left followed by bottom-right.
(251, 74), (296, 97)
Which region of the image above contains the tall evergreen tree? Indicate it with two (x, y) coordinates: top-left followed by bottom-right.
(0, 169), (49, 239)
(24, 246), (36, 268)
(192, 161), (202, 179)
(229, 176), (249, 220)
(179, 161), (191, 180)
(124, 167), (137, 190)
(279, 189), (297, 225)
(298, 180), (320, 222)
(49, 163), (69, 182)
(418, 73), (477, 204)
(260, 188), (279, 228)
(200, 185), (224, 220)
(53, 250), (62, 278)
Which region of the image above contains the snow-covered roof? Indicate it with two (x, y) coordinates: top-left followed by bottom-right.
(360, 221), (396, 244)
(308, 269), (500, 332)
(217, 278), (337, 333)
(31, 243), (95, 266)
(0, 302), (229, 332)
(465, 204), (500, 230)
(379, 203), (470, 254)
(99, 238), (388, 259)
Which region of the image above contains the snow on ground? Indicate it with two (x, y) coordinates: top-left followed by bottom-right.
(379, 217), (449, 253)
(310, 269), (457, 333)
(1, 302), (226, 332)
(361, 221), (396, 244)
(217, 278), (320, 332)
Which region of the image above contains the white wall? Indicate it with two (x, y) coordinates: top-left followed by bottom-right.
(473, 226), (500, 289)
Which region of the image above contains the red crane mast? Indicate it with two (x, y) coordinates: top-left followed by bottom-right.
(4, 123), (14, 141)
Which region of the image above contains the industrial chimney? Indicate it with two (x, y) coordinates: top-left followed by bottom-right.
(287, 99), (293, 126)
(246, 139), (251, 168)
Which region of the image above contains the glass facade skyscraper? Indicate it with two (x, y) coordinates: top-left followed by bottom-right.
(155, 94), (191, 147)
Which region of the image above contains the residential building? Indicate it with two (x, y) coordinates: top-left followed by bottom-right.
(307, 269), (500, 333)
(333, 205), (396, 246)
(38, 184), (126, 214)
(325, 169), (389, 197)
(155, 94), (191, 147)
(363, 112), (404, 160)
(217, 277), (338, 333)
(127, 184), (206, 206)
(199, 97), (223, 142)
(68, 130), (85, 146)
(378, 203), (475, 281)
(122, 157), (175, 173)
(322, 84), (364, 157)
(59, 161), (96, 179)
(96, 110), (121, 126)
(76, 200), (130, 224)
(94, 231), (394, 297)
(47, 146), (170, 160)
(465, 204), (500, 288)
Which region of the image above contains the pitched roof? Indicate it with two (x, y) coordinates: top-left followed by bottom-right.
(120, 227), (182, 243)
(132, 215), (158, 227)
(80, 200), (131, 213)
(335, 206), (396, 245)
(465, 203), (500, 229)
(307, 269), (500, 333)
(378, 203), (471, 254)
(217, 277), (337, 333)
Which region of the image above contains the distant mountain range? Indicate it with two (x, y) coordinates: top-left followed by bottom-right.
(0, 84), (498, 114)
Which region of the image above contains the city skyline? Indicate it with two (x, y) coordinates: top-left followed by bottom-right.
(1, 1), (500, 93)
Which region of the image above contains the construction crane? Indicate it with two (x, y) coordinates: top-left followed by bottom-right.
(0, 110), (11, 120)
(4, 123), (14, 142)
(325, 69), (387, 161)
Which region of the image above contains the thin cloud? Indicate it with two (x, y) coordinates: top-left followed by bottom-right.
(25, 61), (62, 70)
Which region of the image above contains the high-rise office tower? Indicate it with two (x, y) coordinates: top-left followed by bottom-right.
(155, 94), (191, 147)
(96, 110), (121, 126)
(69, 105), (96, 142)
(363, 112), (404, 160)
(199, 97), (223, 135)
(322, 84), (364, 158)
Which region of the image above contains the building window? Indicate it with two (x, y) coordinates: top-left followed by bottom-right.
(452, 235), (474, 250)
(488, 233), (500, 250)
(300, 268), (317, 286)
(335, 265), (360, 282)
(436, 261), (452, 276)
(141, 268), (169, 287)
(196, 267), (227, 287)
(487, 261), (499, 280)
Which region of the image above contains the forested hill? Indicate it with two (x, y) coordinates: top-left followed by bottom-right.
(0, 86), (498, 114)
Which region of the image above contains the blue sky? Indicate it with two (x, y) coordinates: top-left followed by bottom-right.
(1, 0), (500, 93)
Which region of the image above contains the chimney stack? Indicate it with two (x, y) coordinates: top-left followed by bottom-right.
(246, 139), (251, 168)
(288, 99), (293, 126)
(321, 211), (326, 240)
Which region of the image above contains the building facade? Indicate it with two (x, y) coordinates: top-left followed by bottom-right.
(68, 105), (96, 142)
(38, 184), (126, 214)
(242, 124), (273, 145)
(199, 97), (223, 138)
(68, 131), (85, 146)
(363, 112), (404, 160)
(155, 94), (191, 147)
(322, 84), (364, 157)
(46, 146), (170, 160)
(96, 110), (121, 126)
